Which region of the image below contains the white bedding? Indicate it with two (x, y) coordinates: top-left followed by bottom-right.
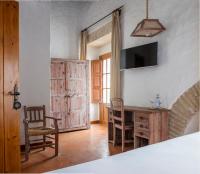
(47, 132), (200, 174)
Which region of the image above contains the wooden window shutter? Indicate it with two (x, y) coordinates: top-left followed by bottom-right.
(91, 60), (102, 103)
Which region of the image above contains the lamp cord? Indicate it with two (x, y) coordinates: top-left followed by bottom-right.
(146, 0), (149, 19)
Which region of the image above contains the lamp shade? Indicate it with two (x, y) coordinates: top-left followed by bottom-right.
(131, 19), (166, 37)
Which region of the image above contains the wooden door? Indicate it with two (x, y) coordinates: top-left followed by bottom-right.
(0, 1), (20, 172)
(4, 1), (20, 172)
(51, 59), (89, 132)
(0, 1), (4, 172)
(99, 53), (111, 124)
(99, 103), (108, 124)
(91, 60), (102, 103)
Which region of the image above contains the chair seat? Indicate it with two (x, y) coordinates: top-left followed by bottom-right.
(28, 127), (56, 136)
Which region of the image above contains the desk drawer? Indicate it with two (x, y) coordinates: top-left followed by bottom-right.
(135, 112), (149, 124)
(135, 122), (149, 130)
(135, 129), (149, 139)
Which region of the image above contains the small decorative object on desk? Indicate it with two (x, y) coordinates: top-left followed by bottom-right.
(150, 94), (162, 108)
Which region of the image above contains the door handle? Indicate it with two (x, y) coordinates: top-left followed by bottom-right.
(9, 84), (21, 110)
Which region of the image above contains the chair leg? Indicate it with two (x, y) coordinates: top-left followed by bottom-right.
(122, 129), (125, 152)
(113, 125), (116, 146)
(43, 135), (46, 151)
(55, 133), (59, 156)
(24, 135), (30, 161)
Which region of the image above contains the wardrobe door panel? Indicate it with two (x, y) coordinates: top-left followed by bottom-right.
(0, 1), (4, 172)
(65, 61), (89, 131)
(51, 112), (66, 130)
(51, 61), (67, 131)
(3, 1), (20, 172)
(51, 62), (65, 79)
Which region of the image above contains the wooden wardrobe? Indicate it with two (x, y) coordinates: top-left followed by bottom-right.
(0, 1), (21, 173)
(51, 59), (90, 132)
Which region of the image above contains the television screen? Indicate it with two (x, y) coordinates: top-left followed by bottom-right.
(120, 42), (158, 70)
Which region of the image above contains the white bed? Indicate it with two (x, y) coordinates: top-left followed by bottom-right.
(47, 132), (200, 174)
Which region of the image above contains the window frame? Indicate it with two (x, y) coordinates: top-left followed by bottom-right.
(99, 53), (111, 104)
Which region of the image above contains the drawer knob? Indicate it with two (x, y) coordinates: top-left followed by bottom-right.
(140, 124), (144, 128)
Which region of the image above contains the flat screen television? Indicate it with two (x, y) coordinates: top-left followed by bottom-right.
(120, 42), (158, 70)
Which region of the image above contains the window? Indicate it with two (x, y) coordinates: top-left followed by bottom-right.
(102, 58), (111, 104)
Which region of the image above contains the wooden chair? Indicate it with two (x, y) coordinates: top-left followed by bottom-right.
(110, 98), (134, 152)
(23, 105), (60, 161)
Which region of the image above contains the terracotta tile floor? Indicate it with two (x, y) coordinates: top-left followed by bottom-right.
(21, 124), (134, 173)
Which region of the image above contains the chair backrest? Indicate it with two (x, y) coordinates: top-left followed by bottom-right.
(110, 98), (125, 123)
(24, 105), (46, 127)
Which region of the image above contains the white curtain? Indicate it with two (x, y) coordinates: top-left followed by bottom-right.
(111, 10), (121, 98)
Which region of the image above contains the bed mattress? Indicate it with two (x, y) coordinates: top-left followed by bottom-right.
(47, 132), (200, 174)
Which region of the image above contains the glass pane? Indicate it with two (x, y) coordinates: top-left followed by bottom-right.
(103, 74), (107, 88)
(107, 74), (110, 88)
(107, 59), (111, 73)
(103, 89), (107, 103)
(103, 60), (107, 74)
(107, 89), (110, 103)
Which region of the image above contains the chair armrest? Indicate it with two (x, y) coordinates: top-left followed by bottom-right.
(45, 116), (60, 132)
(45, 116), (61, 121)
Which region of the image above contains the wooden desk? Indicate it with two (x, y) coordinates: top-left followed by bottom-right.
(107, 105), (169, 148)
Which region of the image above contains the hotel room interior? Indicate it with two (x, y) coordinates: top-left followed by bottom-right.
(0, 0), (200, 173)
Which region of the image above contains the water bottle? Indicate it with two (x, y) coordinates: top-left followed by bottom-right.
(155, 94), (161, 108)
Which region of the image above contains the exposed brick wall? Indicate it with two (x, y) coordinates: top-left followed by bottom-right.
(169, 81), (200, 138)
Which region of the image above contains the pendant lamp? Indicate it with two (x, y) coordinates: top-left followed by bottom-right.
(131, 0), (166, 37)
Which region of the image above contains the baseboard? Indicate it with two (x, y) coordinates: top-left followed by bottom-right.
(100, 121), (108, 125)
(90, 120), (100, 124)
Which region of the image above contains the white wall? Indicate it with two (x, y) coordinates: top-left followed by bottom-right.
(50, 2), (88, 59)
(82, 0), (125, 29)
(19, 1), (90, 144)
(99, 43), (111, 55)
(19, 1), (50, 144)
(82, 0), (199, 108)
